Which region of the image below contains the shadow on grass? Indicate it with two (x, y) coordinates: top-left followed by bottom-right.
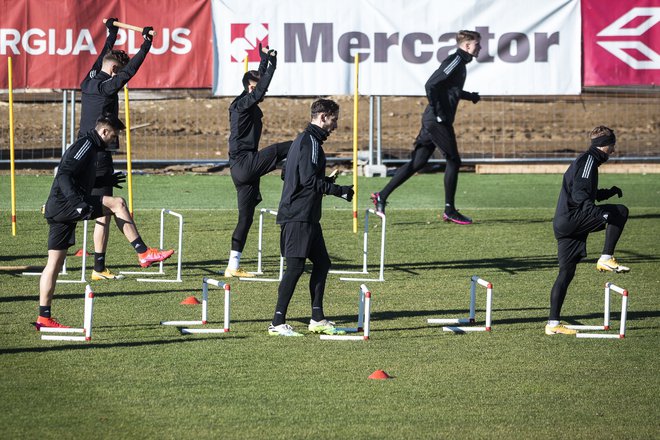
(385, 252), (660, 275)
(0, 334), (247, 356)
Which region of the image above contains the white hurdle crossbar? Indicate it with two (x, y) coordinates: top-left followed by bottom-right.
(570, 282), (629, 339)
(320, 284), (372, 341)
(331, 209), (386, 282)
(240, 208), (284, 282)
(121, 209), (183, 282)
(428, 275), (493, 333)
(24, 220), (89, 283)
(161, 277), (231, 334)
(40, 284), (95, 342)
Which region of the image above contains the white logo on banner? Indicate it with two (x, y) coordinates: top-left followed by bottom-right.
(230, 23), (268, 62)
(596, 7), (660, 70)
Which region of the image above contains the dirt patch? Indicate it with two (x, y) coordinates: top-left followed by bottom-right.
(1, 89), (658, 165)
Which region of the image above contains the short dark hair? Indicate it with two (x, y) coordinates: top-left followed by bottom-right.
(311, 99), (339, 119)
(242, 70), (261, 90)
(590, 125), (614, 140)
(456, 30), (481, 44)
(96, 113), (125, 131)
(103, 50), (130, 68)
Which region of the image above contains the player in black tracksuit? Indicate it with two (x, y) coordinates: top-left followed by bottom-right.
(371, 30), (482, 224)
(224, 45), (292, 277)
(78, 18), (153, 280)
(37, 115), (173, 329)
(268, 99), (354, 337)
(546, 126), (629, 335)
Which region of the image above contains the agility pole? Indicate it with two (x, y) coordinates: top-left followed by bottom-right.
(8, 57), (17, 236)
(124, 85), (134, 216)
(352, 53), (359, 234)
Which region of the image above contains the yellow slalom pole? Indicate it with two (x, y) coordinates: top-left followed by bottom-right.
(352, 53), (359, 233)
(124, 85), (134, 217)
(8, 57), (17, 236)
(244, 55), (249, 73)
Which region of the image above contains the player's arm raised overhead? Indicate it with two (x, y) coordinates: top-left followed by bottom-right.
(233, 50), (277, 112)
(99, 27), (153, 95)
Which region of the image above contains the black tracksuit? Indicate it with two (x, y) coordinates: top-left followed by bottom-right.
(227, 55), (291, 252)
(78, 29), (152, 195)
(549, 146), (629, 321)
(379, 48), (477, 209)
(271, 124), (343, 326)
(45, 130), (108, 250)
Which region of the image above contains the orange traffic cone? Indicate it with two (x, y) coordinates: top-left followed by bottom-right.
(368, 369), (393, 380)
(74, 249), (90, 257)
(180, 296), (201, 305)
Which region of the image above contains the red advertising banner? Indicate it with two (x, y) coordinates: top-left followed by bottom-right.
(0, 0), (212, 89)
(583, 0), (660, 86)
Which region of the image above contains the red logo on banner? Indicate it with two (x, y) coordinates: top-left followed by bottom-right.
(583, 1), (660, 86)
(230, 23), (268, 62)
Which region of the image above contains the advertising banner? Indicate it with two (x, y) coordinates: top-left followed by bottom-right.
(582, 0), (660, 86)
(212, 0), (581, 96)
(0, 0), (212, 89)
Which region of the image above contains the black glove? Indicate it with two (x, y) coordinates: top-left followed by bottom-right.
(333, 185), (354, 202)
(259, 43), (269, 62)
(267, 48), (277, 69)
(75, 202), (93, 220)
(469, 92), (480, 104)
(324, 170), (338, 184)
(105, 18), (118, 31)
(598, 186), (623, 201)
(142, 26), (154, 42)
(110, 172), (126, 189)
(610, 186), (623, 198)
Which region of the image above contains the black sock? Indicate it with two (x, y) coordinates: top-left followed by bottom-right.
(131, 237), (148, 254)
(39, 306), (51, 318)
(94, 252), (106, 272)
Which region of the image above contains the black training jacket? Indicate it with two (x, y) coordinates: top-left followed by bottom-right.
(78, 30), (152, 141)
(45, 130), (106, 219)
(228, 56), (275, 160)
(423, 48), (475, 125)
(553, 146), (610, 234)
(277, 124), (342, 224)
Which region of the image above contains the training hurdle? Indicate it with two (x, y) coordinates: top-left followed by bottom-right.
(567, 282), (629, 339)
(330, 209), (386, 282)
(428, 275), (493, 332)
(23, 220), (89, 283)
(240, 208), (284, 282)
(161, 277), (231, 334)
(121, 209), (183, 282)
(40, 285), (95, 342)
(321, 284), (372, 341)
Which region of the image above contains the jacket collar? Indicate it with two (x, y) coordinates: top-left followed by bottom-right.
(457, 48), (473, 63)
(588, 145), (609, 165)
(305, 123), (329, 143)
(87, 129), (107, 150)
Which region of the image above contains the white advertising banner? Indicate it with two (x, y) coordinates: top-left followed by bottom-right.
(212, 0), (581, 96)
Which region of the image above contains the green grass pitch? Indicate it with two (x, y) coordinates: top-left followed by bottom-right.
(1, 173), (659, 439)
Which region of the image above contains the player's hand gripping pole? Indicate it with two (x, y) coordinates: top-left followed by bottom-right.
(102, 19), (157, 37)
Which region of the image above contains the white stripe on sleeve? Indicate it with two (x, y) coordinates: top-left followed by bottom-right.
(74, 140), (91, 160)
